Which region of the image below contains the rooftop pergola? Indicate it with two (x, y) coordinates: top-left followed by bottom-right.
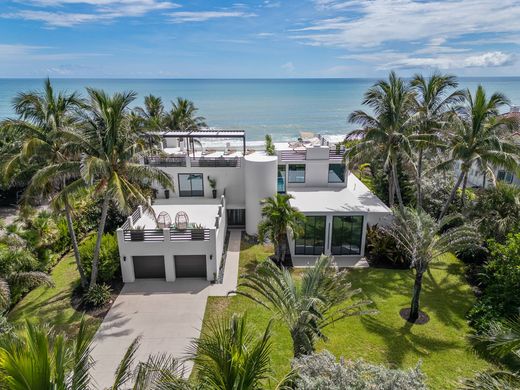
(161, 129), (246, 156)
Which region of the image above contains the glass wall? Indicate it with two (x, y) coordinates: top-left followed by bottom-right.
(331, 216), (364, 255)
(178, 173), (204, 197)
(288, 164), (306, 183)
(277, 165), (286, 193)
(328, 163), (345, 183)
(295, 216), (326, 255)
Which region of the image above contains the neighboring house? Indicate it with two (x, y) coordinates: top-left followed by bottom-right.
(117, 130), (391, 283)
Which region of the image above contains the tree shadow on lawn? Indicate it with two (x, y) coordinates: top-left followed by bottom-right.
(349, 261), (474, 329)
(359, 315), (461, 368)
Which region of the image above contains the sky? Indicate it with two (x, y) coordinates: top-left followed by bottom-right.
(1, 0), (520, 78)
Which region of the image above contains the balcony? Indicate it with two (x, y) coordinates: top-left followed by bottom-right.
(190, 156), (241, 168)
(144, 156), (187, 167)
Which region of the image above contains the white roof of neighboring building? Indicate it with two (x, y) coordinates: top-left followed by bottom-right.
(288, 173), (391, 214)
(134, 203), (220, 229)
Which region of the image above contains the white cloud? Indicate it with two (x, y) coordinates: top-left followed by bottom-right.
(281, 61), (295, 73)
(2, 0), (180, 27)
(0, 43), (108, 61)
(297, 0), (520, 48)
(167, 11), (257, 23)
(383, 51), (515, 70)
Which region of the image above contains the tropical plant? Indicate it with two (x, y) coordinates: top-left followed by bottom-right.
(438, 86), (520, 219)
(386, 207), (479, 322)
(264, 134), (275, 156)
(291, 350), (427, 390)
(258, 193), (305, 264)
(365, 225), (409, 268)
(0, 78), (89, 288)
(133, 94), (166, 130)
(0, 319), (92, 389)
(469, 183), (520, 242)
(189, 314), (272, 390)
(410, 72), (463, 210)
(236, 255), (374, 357)
(346, 71), (415, 212)
(463, 316), (520, 389)
(166, 97), (206, 131)
(77, 88), (174, 288)
(82, 283), (112, 308)
(79, 233), (120, 284)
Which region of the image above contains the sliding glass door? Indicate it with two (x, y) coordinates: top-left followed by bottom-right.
(295, 216), (326, 255)
(331, 216), (364, 255)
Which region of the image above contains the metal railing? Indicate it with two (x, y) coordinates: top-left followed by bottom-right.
(281, 150), (307, 161)
(329, 147), (345, 161)
(190, 157), (241, 168)
(131, 207), (141, 222)
(123, 229), (164, 242)
(144, 156), (187, 167)
(170, 229), (210, 241)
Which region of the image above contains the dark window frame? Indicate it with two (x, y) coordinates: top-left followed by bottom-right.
(331, 215), (364, 255)
(295, 215), (326, 255)
(328, 163), (346, 183)
(178, 173), (204, 197)
(277, 165), (287, 193)
(288, 164), (306, 183)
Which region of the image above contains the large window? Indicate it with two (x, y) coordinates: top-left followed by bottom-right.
(328, 164), (345, 183)
(277, 165), (286, 193)
(497, 170), (514, 184)
(295, 216), (326, 255)
(331, 216), (364, 255)
(178, 173), (204, 197)
(288, 164), (306, 183)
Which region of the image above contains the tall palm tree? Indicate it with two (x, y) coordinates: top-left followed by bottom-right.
(133, 95), (166, 129)
(258, 194), (305, 264)
(346, 71), (415, 212)
(410, 73), (463, 210)
(0, 79), (88, 287)
(78, 89), (174, 288)
(166, 97), (206, 131)
(438, 86), (519, 219)
(236, 256), (374, 357)
(189, 314), (273, 390)
(463, 316), (520, 389)
(387, 207), (479, 322)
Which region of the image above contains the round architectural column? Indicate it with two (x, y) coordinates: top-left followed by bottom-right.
(244, 154), (278, 235)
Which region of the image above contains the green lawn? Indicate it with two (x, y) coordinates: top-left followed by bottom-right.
(9, 255), (101, 339)
(201, 240), (493, 389)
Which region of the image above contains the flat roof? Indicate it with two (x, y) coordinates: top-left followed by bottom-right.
(288, 173), (391, 214)
(161, 129), (245, 138)
(133, 203), (220, 229)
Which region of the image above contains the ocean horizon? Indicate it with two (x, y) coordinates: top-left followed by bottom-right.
(2, 77), (520, 141)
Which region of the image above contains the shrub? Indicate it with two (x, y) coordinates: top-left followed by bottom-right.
(79, 233), (120, 283)
(292, 351), (427, 390)
(365, 225), (409, 268)
(468, 233), (520, 332)
(83, 284), (112, 308)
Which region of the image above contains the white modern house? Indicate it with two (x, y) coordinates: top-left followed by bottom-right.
(116, 130), (391, 283)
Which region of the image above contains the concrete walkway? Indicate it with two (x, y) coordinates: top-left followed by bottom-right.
(90, 229), (242, 388)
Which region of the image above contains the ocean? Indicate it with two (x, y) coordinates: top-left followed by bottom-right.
(1, 78), (520, 141)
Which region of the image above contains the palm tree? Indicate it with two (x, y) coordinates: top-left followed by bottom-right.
(258, 193), (305, 265)
(0, 79), (88, 288)
(410, 73), (463, 210)
(166, 97), (206, 131)
(438, 86), (520, 219)
(346, 71), (415, 212)
(386, 207), (479, 322)
(236, 255), (374, 357)
(78, 89), (174, 288)
(189, 314), (272, 389)
(133, 94), (166, 130)
(463, 316), (520, 389)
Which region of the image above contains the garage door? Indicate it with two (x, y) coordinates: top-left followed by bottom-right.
(133, 256), (165, 279)
(175, 255), (207, 278)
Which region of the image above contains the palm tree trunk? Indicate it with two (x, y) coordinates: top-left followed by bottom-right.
(438, 171), (465, 220)
(90, 195), (110, 288)
(388, 168), (395, 208)
(392, 161), (405, 213)
(461, 173), (468, 207)
(416, 148), (423, 210)
(291, 328), (313, 358)
(64, 197), (87, 289)
(409, 269), (424, 322)
(482, 171), (487, 188)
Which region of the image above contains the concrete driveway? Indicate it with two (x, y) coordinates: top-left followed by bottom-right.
(90, 230), (241, 389)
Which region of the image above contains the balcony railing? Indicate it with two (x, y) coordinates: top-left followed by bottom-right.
(144, 156), (187, 167)
(123, 228), (211, 242)
(190, 157), (241, 168)
(281, 150), (307, 161)
(170, 229), (210, 241)
(123, 229), (164, 242)
(329, 147), (345, 161)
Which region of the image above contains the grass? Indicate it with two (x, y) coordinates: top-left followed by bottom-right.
(201, 239), (494, 389)
(9, 254), (101, 339)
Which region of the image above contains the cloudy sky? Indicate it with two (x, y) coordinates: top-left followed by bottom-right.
(1, 0), (519, 77)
